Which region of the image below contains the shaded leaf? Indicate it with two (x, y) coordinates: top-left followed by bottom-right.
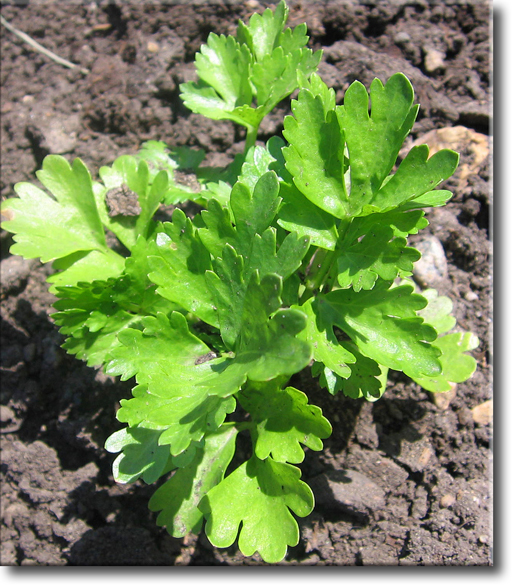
(316, 281), (442, 379)
(148, 210), (218, 326)
(149, 425), (238, 537)
(239, 381), (332, 463)
(201, 455), (313, 563)
(105, 426), (171, 485)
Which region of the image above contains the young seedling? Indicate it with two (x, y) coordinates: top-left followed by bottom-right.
(1, 0), (479, 563)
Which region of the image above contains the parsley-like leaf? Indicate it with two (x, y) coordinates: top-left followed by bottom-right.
(336, 223), (421, 291)
(297, 297), (355, 380)
(149, 425), (238, 537)
(148, 211), (218, 327)
(417, 287), (457, 334)
(201, 455), (314, 563)
(98, 156), (166, 249)
(313, 342), (386, 400)
(411, 332), (479, 392)
(251, 46), (321, 115)
(239, 381), (332, 463)
(52, 235), (174, 366)
(1, 156), (125, 289)
(180, 34), (259, 129)
(105, 425), (172, 485)
(106, 312), (238, 455)
(283, 88), (348, 218)
(316, 281), (442, 379)
(412, 288), (479, 392)
(1, 156), (107, 262)
(237, 0), (289, 61)
(335, 73), (418, 215)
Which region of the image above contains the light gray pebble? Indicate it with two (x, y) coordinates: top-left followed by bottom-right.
(0, 405), (15, 424)
(413, 236), (448, 287)
(424, 47), (446, 73)
(465, 290), (479, 302)
(394, 31), (411, 44)
(28, 113), (81, 154)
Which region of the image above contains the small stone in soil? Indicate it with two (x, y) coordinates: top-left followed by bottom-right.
(413, 236), (448, 287)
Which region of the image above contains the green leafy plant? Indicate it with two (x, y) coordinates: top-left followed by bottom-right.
(1, 1), (479, 563)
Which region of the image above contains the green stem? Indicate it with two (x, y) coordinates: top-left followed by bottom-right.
(243, 124), (259, 156)
(224, 420), (254, 433)
(299, 247), (335, 304)
(298, 217), (353, 303)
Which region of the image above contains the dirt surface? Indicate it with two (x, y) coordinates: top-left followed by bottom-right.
(0, 0), (492, 566)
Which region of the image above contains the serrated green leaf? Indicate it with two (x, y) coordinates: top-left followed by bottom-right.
(205, 245), (245, 347)
(268, 134), (339, 250)
(277, 20), (309, 53)
(296, 298), (355, 380)
(249, 229), (310, 284)
(252, 47), (321, 114)
(316, 281), (442, 379)
(197, 198), (237, 259)
(201, 455), (313, 563)
(105, 311), (211, 382)
(106, 312), (239, 454)
(206, 233), (310, 348)
(336, 223), (421, 291)
(195, 33), (253, 109)
(342, 345), (386, 400)
(237, 0), (289, 62)
(108, 297), (309, 454)
(200, 181), (232, 208)
(180, 81), (265, 128)
(239, 381), (332, 463)
(234, 274), (311, 381)
(179, 33), (265, 129)
(412, 332), (479, 392)
(148, 211), (218, 326)
(208, 269), (311, 377)
(369, 145), (459, 212)
(417, 288), (457, 335)
(135, 141), (205, 186)
(105, 426), (171, 485)
(400, 189), (454, 210)
(229, 172), (282, 258)
(345, 209), (428, 241)
(52, 276), (148, 368)
(2, 156), (107, 263)
(336, 73), (419, 215)
(118, 380), (237, 457)
(100, 155), (149, 199)
(314, 341), (386, 400)
(135, 140), (178, 179)
(411, 288), (478, 392)
(277, 180), (339, 250)
(51, 234), (175, 367)
(238, 145), (277, 191)
(200, 172), (309, 347)
(149, 425), (238, 538)
(46, 248), (125, 293)
(297, 72), (336, 112)
(283, 89), (348, 218)
(57, 308), (140, 368)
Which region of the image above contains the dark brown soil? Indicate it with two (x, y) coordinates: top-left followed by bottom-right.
(0, 0), (492, 566)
